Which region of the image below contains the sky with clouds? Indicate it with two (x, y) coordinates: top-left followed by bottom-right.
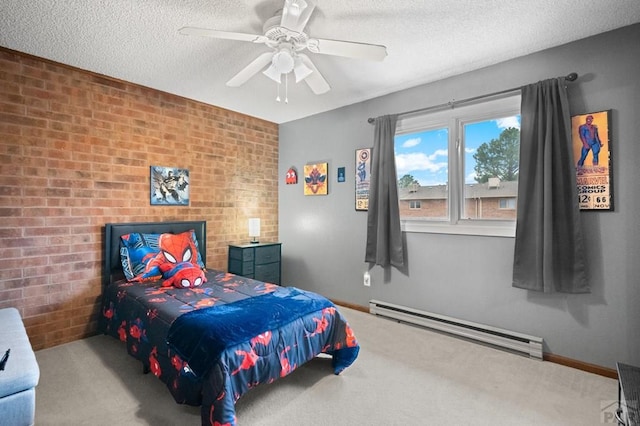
(395, 115), (520, 185)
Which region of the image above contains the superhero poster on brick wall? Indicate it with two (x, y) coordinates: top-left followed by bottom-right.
(571, 110), (613, 211)
(150, 166), (190, 206)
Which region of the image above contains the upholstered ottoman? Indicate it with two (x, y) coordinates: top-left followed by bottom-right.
(0, 308), (40, 426)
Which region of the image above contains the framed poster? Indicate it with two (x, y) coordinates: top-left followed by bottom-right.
(355, 148), (372, 211)
(571, 110), (613, 211)
(303, 162), (328, 195)
(285, 166), (298, 184)
(150, 166), (190, 205)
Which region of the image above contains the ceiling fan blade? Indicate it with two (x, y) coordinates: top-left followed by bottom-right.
(307, 38), (387, 61)
(298, 54), (330, 94)
(178, 27), (268, 44)
(227, 52), (274, 87)
(280, 0), (316, 33)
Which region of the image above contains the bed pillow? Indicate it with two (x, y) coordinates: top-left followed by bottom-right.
(120, 230), (205, 282)
(120, 232), (162, 281)
(141, 230), (206, 270)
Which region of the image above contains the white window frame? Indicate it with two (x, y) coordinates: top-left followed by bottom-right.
(395, 94), (521, 238)
(409, 200), (421, 209)
(499, 198), (517, 210)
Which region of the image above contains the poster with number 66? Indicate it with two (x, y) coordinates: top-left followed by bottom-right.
(355, 148), (372, 211)
(571, 110), (613, 211)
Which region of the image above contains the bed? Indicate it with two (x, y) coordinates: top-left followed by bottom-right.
(99, 220), (359, 425)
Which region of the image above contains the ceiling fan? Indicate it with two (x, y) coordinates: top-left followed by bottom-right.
(178, 0), (387, 100)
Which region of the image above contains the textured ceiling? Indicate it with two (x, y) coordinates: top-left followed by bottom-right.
(2, 1), (640, 124)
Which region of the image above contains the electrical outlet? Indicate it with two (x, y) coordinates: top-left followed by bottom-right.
(363, 271), (371, 287)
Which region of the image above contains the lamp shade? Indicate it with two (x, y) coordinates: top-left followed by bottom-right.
(248, 218), (261, 243)
(272, 50), (294, 74)
(262, 63), (283, 83)
(293, 56), (313, 82)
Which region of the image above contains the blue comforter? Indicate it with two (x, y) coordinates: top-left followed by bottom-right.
(101, 271), (359, 426)
(167, 287), (335, 378)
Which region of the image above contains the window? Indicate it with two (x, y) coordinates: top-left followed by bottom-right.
(394, 94), (521, 236)
(499, 198), (517, 209)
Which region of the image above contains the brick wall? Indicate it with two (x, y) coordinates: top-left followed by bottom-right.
(399, 199), (447, 218)
(0, 48), (279, 350)
(399, 198), (516, 219)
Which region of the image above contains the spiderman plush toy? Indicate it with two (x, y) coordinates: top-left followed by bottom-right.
(138, 231), (206, 288)
(161, 261), (206, 288)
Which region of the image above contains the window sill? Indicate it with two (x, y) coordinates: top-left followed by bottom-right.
(401, 219), (515, 237)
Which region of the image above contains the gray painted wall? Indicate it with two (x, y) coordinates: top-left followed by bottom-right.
(278, 24), (640, 369)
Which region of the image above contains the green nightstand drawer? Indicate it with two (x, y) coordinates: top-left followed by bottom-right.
(255, 262), (280, 284)
(255, 245), (280, 264)
(228, 259), (254, 275)
(229, 246), (254, 262)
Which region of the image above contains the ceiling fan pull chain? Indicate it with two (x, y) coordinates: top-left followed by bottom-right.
(276, 80), (281, 102)
(285, 73), (289, 104)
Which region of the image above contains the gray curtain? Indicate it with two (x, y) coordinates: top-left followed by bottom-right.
(512, 78), (589, 293)
(365, 114), (404, 267)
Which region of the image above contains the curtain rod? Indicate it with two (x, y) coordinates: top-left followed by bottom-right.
(367, 72), (578, 124)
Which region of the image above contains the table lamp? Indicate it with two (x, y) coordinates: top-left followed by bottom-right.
(248, 218), (260, 244)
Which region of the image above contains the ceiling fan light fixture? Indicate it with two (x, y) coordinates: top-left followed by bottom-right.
(263, 48), (297, 83)
(293, 56), (313, 82)
(273, 49), (294, 73)
(262, 63), (283, 83)
(182, 0), (384, 98)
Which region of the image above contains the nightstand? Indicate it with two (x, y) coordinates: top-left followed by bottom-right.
(228, 242), (281, 285)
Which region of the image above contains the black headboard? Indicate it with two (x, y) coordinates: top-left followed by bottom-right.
(103, 220), (207, 288)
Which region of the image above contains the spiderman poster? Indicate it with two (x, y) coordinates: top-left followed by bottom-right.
(150, 166), (190, 205)
(571, 110), (613, 211)
(303, 162), (328, 195)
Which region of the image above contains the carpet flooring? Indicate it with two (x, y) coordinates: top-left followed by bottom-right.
(34, 307), (618, 425)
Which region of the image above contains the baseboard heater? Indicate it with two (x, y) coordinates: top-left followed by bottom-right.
(369, 300), (543, 360)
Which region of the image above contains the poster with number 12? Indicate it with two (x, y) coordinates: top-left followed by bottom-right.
(571, 110), (613, 211)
